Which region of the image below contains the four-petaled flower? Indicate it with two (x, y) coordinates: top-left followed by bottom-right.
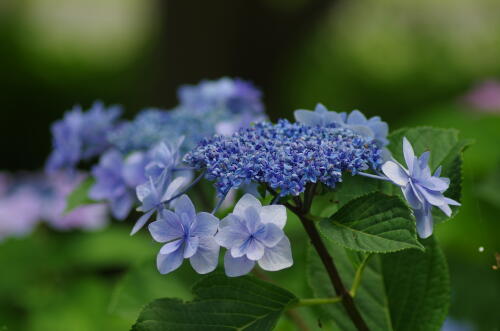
(382, 137), (460, 238)
(215, 194), (293, 277)
(148, 195), (220, 274)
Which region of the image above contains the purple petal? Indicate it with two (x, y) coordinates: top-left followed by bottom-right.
(259, 205), (287, 229)
(130, 209), (155, 235)
(402, 184), (422, 209)
(382, 161), (409, 186)
(233, 193), (261, 219)
(157, 248), (184, 274)
(189, 237), (220, 274)
(257, 236), (293, 271)
(434, 166), (442, 177)
(418, 151), (430, 170)
(223, 251), (255, 277)
(419, 176), (449, 192)
(437, 203), (452, 217)
(161, 174), (192, 202)
(445, 197), (461, 206)
(192, 212), (219, 237)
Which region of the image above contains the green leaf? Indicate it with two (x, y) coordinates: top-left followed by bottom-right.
(319, 192), (424, 253)
(64, 177), (98, 213)
(387, 127), (470, 222)
(381, 237), (450, 331)
(132, 273), (298, 331)
(307, 236), (449, 331)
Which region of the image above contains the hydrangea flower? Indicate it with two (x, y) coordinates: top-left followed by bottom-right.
(144, 139), (184, 185)
(90, 150), (148, 220)
(148, 195), (220, 274)
(294, 104), (389, 147)
(215, 194), (292, 277)
(381, 137), (460, 238)
(132, 172), (192, 235)
(177, 77), (264, 116)
(0, 186), (41, 241)
(108, 109), (171, 154)
(185, 120), (382, 197)
(46, 101), (122, 172)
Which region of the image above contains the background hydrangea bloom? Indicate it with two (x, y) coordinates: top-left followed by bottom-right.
(294, 103), (389, 147)
(46, 101), (122, 172)
(382, 137), (460, 238)
(148, 195), (220, 275)
(215, 194), (292, 277)
(90, 150), (148, 220)
(185, 120), (382, 196)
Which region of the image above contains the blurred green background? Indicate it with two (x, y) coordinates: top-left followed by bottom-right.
(1, 0), (499, 330)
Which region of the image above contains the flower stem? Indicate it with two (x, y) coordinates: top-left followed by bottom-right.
(358, 172), (391, 182)
(350, 254), (372, 297)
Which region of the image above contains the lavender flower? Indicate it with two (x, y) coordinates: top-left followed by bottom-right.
(90, 150), (148, 220)
(185, 120), (382, 197)
(381, 137), (460, 238)
(148, 195), (220, 274)
(0, 186), (41, 241)
(46, 101), (122, 172)
(294, 104), (389, 147)
(215, 194), (292, 277)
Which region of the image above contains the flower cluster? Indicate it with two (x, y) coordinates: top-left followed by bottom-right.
(185, 120), (383, 197)
(46, 101), (122, 173)
(147, 194), (292, 277)
(0, 172), (108, 241)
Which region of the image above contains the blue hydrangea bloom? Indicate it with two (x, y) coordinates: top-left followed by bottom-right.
(294, 104), (389, 147)
(148, 195), (220, 274)
(215, 194), (292, 277)
(108, 109), (171, 154)
(381, 137), (460, 238)
(184, 120), (382, 197)
(144, 139), (184, 184)
(89, 150), (148, 220)
(177, 77), (264, 116)
(46, 101), (122, 172)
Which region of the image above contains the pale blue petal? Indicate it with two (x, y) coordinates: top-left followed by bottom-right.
(130, 209), (155, 235)
(157, 248), (184, 274)
(444, 197), (461, 206)
(255, 223), (284, 248)
(214, 220), (249, 248)
(418, 151), (430, 170)
(257, 236), (293, 271)
(403, 137), (415, 171)
(294, 110), (323, 126)
(174, 195), (196, 221)
(189, 237), (220, 274)
(403, 184), (421, 209)
(111, 193), (133, 220)
(346, 110), (367, 125)
(233, 193), (261, 219)
(243, 207), (261, 234)
(246, 239), (265, 261)
(192, 212), (219, 237)
(434, 166), (442, 177)
(148, 214), (183, 242)
(224, 251), (255, 277)
(382, 161), (409, 186)
(259, 205), (287, 229)
(414, 204), (433, 239)
(160, 239), (183, 255)
(416, 186), (446, 206)
(183, 236), (199, 258)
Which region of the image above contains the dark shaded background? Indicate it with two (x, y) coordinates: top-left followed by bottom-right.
(1, 0), (499, 330)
